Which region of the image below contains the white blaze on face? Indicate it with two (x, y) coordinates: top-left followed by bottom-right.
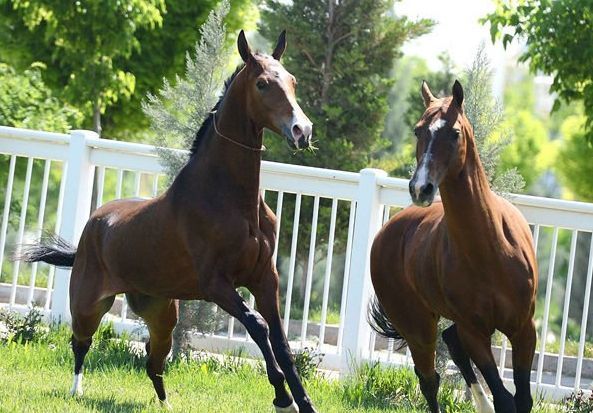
(414, 118), (447, 198)
(70, 373), (83, 396)
(470, 383), (495, 413)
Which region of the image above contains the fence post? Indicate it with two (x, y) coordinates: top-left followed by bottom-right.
(50, 130), (97, 323)
(340, 168), (386, 374)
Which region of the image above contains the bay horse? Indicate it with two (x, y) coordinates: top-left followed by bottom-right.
(369, 81), (537, 413)
(19, 30), (317, 413)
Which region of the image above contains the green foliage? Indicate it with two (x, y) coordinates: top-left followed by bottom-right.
(0, 0), (166, 133)
(556, 113), (593, 202)
(292, 347), (323, 381)
(143, 0), (231, 179)
(0, 63), (83, 132)
(106, 0), (257, 140)
(484, 0), (593, 142)
(379, 54), (457, 177)
(0, 307), (47, 344)
(260, 0), (433, 172)
(463, 45), (525, 195)
(563, 391), (593, 413)
(342, 362), (473, 411)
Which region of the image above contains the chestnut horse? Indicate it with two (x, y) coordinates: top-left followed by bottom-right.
(369, 81), (537, 413)
(20, 31), (317, 413)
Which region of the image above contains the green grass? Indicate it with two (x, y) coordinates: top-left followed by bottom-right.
(0, 325), (564, 412)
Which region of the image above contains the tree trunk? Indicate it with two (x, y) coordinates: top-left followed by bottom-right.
(93, 98), (102, 136)
(321, 0), (336, 105)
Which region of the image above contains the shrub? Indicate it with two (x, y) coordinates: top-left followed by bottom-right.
(293, 347), (323, 381)
(564, 391), (593, 413)
(0, 307), (47, 344)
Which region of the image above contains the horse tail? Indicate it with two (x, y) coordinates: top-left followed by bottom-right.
(368, 296), (407, 351)
(16, 233), (77, 268)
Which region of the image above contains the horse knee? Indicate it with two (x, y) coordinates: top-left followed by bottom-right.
(244, 311), (270, 341)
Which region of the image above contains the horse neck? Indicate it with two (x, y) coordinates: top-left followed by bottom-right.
(438, 133), (500, 254)
(175, 75), (263, 220)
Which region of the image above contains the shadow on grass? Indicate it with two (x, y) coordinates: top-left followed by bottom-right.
(40, 389), (147, 412)
(77, 395), (147, 412)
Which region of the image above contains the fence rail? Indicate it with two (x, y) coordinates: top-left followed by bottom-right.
(2, 126), (593, 400)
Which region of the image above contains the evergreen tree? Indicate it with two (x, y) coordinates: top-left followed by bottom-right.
(259, 0), (432, 171)
(463, 45), (525, 195)
(142, 1), (232, 357)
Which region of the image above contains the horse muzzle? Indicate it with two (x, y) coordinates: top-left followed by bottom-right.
(284, 118), (312, 150)
(409, 179), (436, 207)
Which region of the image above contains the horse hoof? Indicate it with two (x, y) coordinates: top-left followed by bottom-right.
(159, 399), (173, 410)
(274, 400), (299, 413)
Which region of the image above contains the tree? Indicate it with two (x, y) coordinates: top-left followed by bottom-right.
(557, 112), (593, 202)
(0, 0), (165, 135)
(0, 63), (82, 132)
(484, 0), (593, 142)
(259, 0), (432, 172)
(258, 0), (432, 318)
(0, 0), (255, 138)
(104, 0), (256, 141)
(463, 46), (525, 195)
(143, 1), (231, 358)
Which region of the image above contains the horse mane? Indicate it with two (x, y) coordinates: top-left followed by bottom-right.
(189, 64), (245, 156)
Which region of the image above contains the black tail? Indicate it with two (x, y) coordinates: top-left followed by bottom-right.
(367, 296), (407, 351)
(15, 233), (77, 268)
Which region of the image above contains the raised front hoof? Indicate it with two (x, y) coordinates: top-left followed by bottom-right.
(274, 400), (299, 413)
(159, 398), (173, 410)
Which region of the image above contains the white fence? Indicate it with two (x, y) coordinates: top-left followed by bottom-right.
(2, 126), (593, 400)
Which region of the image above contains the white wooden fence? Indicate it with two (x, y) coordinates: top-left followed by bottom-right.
(2, 126), (593, 400)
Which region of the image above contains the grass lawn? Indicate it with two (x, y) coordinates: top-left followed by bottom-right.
(0, 322), (567, 413)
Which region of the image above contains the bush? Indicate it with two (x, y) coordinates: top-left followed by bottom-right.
(0, 307), (48, 344)
(293, 347), (323, 381)
(564, 391), (593, 413)
(342, 362), (474, 411)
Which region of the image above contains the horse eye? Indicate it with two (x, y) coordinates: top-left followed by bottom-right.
(256, 80), (267, 90)
(414, 128), (421, 139)
(453, 129), (461, 138)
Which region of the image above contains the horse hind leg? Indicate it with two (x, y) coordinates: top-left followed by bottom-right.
(126, 294), (178, 408)
(70, 294), (116, 396)
(442, 324), (494, 413)
(509, 320), (536, 413)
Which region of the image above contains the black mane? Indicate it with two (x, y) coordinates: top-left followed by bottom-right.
(189, 64), (245, 156)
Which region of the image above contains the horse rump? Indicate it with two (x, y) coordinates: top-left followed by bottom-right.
(367, 296), (407, 351)
(15, 232), (77, 268)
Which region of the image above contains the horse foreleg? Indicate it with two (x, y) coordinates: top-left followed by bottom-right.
(509, 320), (536, 413)
(207, 278), (296, 413)
(442, 324), (494, 413)
(456, 326), (516, 413)
(252, 272), (316, 413)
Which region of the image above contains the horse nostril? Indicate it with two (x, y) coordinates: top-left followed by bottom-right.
(421, 183), (434, 197)
(292, 124), (304, 139)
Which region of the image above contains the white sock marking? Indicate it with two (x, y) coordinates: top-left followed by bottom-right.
(70, 373), (83, 396)
(274, 400), (299, 413)
(470, 382), (495, 413)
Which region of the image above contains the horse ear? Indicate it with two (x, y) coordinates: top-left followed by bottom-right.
(452, 80), (464, 109)
(421, 80), (435, 108)
(272, 30), (287, 60)
(237, 30), (253, 63)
